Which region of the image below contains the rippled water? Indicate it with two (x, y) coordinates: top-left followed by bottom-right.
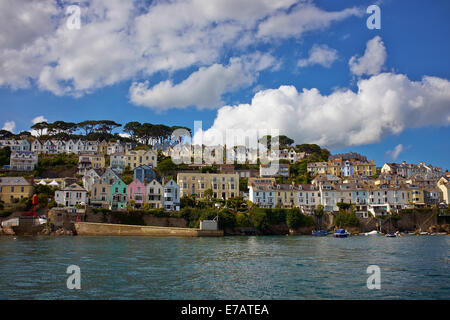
(0, 235), (449, 299)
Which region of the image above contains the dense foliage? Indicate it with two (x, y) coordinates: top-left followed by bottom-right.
(0, 146), (11, 166)
(249, 207), (314, 231)
(335, 211), (360, 228)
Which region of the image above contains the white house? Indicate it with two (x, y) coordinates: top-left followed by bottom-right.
(9, 151), (38, 171)
(162, 179), (180, 211)
(65, 139), (75, 153)
(249, 184), (276, 208)
(43, 140), (57, 154)
(55, 183), (88, 207)
(146, 179), (163, 209)
(31, 140), (42, 153)
(110, 152), (126, 173)
(82, 168), (103, 192)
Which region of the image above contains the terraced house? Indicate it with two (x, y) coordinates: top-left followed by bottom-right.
(9, 151), (38, 171)
(163, 180), (180, 211)
(110, 179), (128, 210)
(127, 179), (146, 208)
(125, 149), (157, 169)
(0, 177), (33, 203)
(177, 172), (239, 200)
(90, 179), (110, 207)
(274, 184), (297, 208)
(146, 179), (163, 209)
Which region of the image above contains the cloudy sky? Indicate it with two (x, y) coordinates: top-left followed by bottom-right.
(0, 0), (449, 168)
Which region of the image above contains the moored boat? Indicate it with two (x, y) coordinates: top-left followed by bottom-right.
(312, 230), (328, 236)
(364, 230), (379, 236)
(334, 229), (350, 238)
(385, 232), (396, 237)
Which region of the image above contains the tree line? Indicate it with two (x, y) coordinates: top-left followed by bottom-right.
(0, 120), (191, 146)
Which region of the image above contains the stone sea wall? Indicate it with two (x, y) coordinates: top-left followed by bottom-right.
(74, 222), (223, 237)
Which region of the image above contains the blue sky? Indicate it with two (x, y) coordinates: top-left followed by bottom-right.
(0, 0), (449, 169)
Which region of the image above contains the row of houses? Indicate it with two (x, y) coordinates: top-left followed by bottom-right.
(4, 147), (158, 174)
(381, 161), (443, 179)
(0, 138), (136, 155)
(307, 152), (377, 177)
(78, 149), (158, 175)
(55, 178), (180, 211)
(166, 144), (310, 164)
(248, 172), (450, 217)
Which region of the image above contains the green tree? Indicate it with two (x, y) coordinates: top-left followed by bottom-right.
(204, 188), (213, 201)
(0, 146), (11, 166)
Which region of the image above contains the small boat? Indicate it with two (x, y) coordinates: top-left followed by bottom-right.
(385, 232), (396, 237)
(312, 230), (328, 236)
(364, 230), (378, 236)
(419, 232), (429, 235)
(334, 229), (350, 238)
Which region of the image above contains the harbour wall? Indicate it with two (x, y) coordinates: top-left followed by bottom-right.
(74, 222), (223, 237)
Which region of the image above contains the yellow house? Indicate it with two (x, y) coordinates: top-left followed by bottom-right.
(326, 162), (342, 177)
(274, 184), (297, 208)
(0, 177), (33, 204)
(98, 140), (108, 155)
(307, 162), (327, 175)
(91, 154), (106, 169)
(353, 160), (376, 176)
(406, 186), (425, 206)
(177, 172), (239, 200)
(125, 150), (158, 169)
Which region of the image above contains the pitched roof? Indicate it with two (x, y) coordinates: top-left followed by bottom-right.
(0, 177), (32, 186)
(62, 183), (86, 192)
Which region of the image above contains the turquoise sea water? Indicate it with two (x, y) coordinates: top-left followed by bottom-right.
(0, 235), (449, 299)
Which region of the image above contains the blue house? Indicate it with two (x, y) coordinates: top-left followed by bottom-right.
(133, 165), (156, 184)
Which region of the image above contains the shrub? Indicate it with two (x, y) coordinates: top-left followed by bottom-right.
(217, 209), (236, 230)
(335, 211), (360, 228)
(286, 208), (315, 229)
(249, 208), (269, 231)
(0, 210), (13, 218)
(236, 213), (250, 227)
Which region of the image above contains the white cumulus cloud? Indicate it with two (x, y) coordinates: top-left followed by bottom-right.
(196, 73), (450, 148)
(257, 3), (363, 39)
(2, 121), (16, 133)
(349, 36), (386, 76)
(129, 53), (275, 110)
(298, 44), (338, 68)
(0, 0), (362, 100)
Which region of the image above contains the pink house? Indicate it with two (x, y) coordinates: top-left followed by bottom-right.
(127, 179), (146, 208)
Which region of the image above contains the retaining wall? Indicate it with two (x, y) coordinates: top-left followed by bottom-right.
(74, 222), (223, 237)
